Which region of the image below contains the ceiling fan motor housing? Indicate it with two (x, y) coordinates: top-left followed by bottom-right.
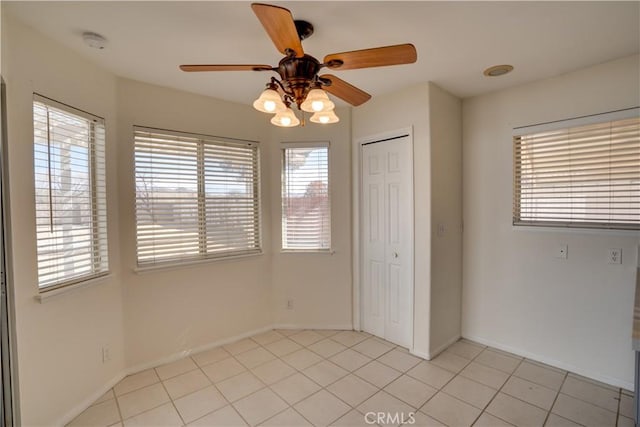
(277, 54), (323, 107)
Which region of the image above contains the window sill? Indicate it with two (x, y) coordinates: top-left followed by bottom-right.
(35, 273), (112, 303)
(512, 225), (640, 237)
(280, 249), (335, 255)
(133, 251), (264, 274)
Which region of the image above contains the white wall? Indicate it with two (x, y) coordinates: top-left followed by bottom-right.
(352, 83), (463, 358)
(267, 109), (353, 329)
(1, 13), (126, 426)
(1, 10), (360, 422)
(428, 83), (463, 355)
(116, 78), (274, 369)
(352, 84), (433, 356)
(462, 54), (640, 389)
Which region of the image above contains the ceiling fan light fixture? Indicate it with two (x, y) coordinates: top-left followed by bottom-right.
(253, 87), (286, 113)
(180, 4), (417, 128)
(271, 106), (300, 127)
(301, 88), (335, 113)
(310, 109), (339, 124)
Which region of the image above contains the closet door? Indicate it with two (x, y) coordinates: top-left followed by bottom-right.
(361, 136), (413, 348)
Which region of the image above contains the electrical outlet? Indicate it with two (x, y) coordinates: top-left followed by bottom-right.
(555, 244), (568, 259)
(286, 299), (294, 310)
(607, 248), (622, 264)
(102, 345), (111, 363)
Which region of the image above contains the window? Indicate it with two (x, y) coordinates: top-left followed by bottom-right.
(513, 109), (639, 230)
(33, 95), (108, 291)
(281, 143), (330, 250)
(134, 127), (260, 266)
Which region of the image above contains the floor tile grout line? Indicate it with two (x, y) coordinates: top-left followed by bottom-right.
(558, 374), (625, 414)
(455, 340), (505, 425)
(212, 333), (359, 425)
(193, 354), (254, 427)
(373, 360), (434, 409)
(510, 368), (565, 392)
(554, 389), (622, 416)
(615, 388), (621, 427)
(117, 395), (177, 424)
(290, 386), (351, 426)
(112, 390), (125, 425)
(408, 354), (473, 424)
(177, 349), (250, 426)
(112, 371), (163, 399)
(471, 355), (526, 427)
(115, 373), (177, 423)
(76, 330), (634, 427)
(260, 400), (314, 426)
(271, 332), (393, 425)
(566, 371), (621, 393)
(540, 369), (568, 427)
(260, 331), (373, 426)
(156, 374), (188, 426)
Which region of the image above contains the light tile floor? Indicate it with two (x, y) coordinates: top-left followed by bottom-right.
(68, 329), (635, 427)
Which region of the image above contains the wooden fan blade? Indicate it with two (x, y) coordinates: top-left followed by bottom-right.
(179, 64), (273, 72)
(324, 44), (417, 70)
(251, 3), (304, 58)
(320, 74), (371, 106)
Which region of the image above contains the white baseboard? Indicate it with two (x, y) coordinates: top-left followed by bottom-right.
(125, 325), (274, 375)
(58, 322), (353, 425)
(464, 334), (634, 391)
(409, 334), (460, 361)
(273, 323), (353, 331)
(56, 371), (126, 426)
(409, 348), (431, 360)
(428, 334), (462, 359)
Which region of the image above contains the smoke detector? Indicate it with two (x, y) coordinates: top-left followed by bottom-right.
(82, 32), (107, 50)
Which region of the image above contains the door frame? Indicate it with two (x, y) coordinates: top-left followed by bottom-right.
(352, 127), (415, 350)
(0, 76), (18, 426)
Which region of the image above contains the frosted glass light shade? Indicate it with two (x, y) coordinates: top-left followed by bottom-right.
(253, 88), (286, 113)
(271, 107), (300, 127)
(301, 88), (335, 113)
(310, 109), (339, 124)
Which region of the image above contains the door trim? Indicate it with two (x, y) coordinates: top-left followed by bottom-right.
(352, 127), (415, 350)
(0, 76), (18, 426)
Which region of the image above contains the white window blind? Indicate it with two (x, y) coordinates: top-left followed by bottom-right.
(282, 143), (330, 250)
(33, 95), (108, 291)
(513, 111), (640, 230)
(134, 127), (260, 266)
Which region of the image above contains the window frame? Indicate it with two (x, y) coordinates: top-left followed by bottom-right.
(133, 126), (261, 269)
(280, 141), (332, 252)
(512, 107), (639, 231)
(32, 94), (109, 292)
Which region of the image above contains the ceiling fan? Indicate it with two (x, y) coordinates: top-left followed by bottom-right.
(179, 3), (417, 127)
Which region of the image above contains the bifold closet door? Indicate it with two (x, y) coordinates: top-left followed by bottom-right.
(361, 136), (413, 348)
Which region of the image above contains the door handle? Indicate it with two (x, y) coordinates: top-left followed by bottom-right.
(392, 252), (399, 259)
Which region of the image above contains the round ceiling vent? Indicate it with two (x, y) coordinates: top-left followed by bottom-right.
(483, 64), (514, 77)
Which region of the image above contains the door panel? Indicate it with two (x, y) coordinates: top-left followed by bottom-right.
(361, 136), (413, 348)
(362, 145), (385, 337)
(388, 264), (401, 324)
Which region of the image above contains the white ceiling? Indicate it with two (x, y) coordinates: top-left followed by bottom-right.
(4, 1), (639, 107)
